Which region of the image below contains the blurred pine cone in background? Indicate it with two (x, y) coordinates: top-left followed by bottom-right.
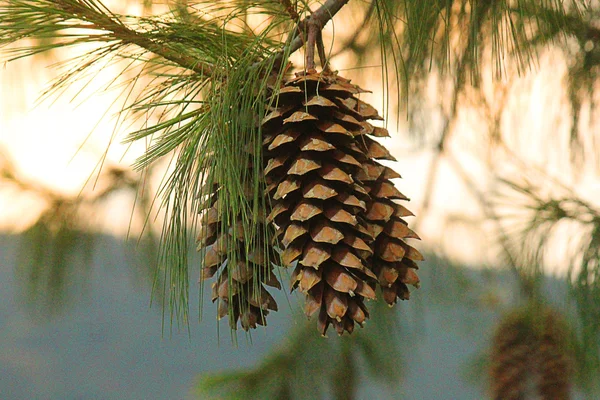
(490, 306), (573, 400)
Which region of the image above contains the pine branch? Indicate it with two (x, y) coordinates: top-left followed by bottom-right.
(268, 0), (350, 70)
(2, 0), (351, 77)
(310, 0), (351, 31)
(60, 0), (353, 76)
(51, 0), (214, 75)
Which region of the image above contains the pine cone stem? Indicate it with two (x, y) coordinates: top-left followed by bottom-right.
(266, 0), (350, 70)
(305, 20), (319, 70)
(317, 31), (330, 71)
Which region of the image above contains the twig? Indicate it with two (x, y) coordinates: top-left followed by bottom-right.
(310, 0), (351, 32)
(279, 0), (300, 21)
(305, 19), (318, 70)
(328, 1), (376, 58)
(268, 0), (350, 71)
(316, 30), (330, 71)
(445, 152), (535, 298)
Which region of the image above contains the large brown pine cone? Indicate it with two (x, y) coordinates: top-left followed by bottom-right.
(262, 69), (421, 335)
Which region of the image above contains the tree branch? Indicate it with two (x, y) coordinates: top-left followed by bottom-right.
(327, 0), (376, 59)
(55, 0), (350, 76)
(269, 0), (350, 70)
(445, 152), (536, 299)
(413, 0), (493, 231)
(54, 0), (214, 76)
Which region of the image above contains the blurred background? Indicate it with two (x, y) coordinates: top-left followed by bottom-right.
(1, 0), (599, 399)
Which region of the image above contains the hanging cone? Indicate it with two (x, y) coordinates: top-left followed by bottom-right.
(263, 69), (421, 335)
(489, 306), (572, 400)
(360, 160), (422, 305)
(489, 312), (536, 400)
(536, 310), (572, 400)
(197, 160), (281, 331)
(339, 93), (422, 306)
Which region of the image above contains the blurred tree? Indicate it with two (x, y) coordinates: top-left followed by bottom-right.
(1, 0), (600, 398)
(0, 150), (159, 317)
(195, 299), (404, 400)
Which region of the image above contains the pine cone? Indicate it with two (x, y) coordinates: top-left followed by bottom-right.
(197, 167), (281, 331)
(490, 314), (536, 400)
(490, 307), (572, 400)
(354, 126), (422, 305)
(263, 69), (421, 335)
(536, 311), (572, 400)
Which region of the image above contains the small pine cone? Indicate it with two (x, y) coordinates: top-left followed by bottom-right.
(197, 173), (280, 331)
(536, 310), (572, 400)
(490, 307), (573, 400)
(490, 315), (536, 400)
